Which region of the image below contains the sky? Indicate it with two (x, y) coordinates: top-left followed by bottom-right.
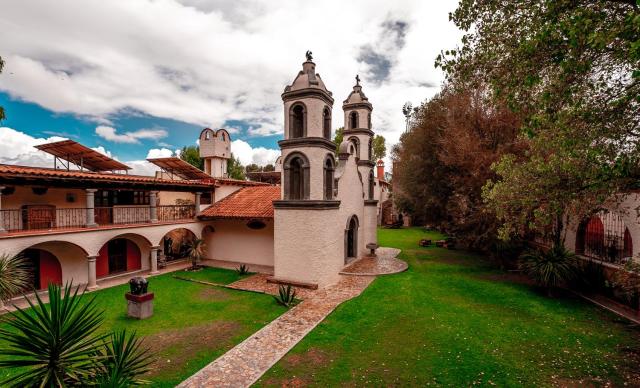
(0, 0), (462, 176)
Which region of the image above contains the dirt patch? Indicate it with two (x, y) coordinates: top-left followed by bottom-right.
(262, 376), (313, 387)
(283, 347), (329, 368)
(198, 287), (232, 301)
(143, 321), (242, 378)
(475, 272), (535, 286)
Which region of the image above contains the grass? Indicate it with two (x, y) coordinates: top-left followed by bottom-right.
(256, 227), (640, 386)
(173, 266), (252, 284)
(0, 267), (285, 387)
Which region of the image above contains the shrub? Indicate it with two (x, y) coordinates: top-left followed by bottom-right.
(0, 253), (31, 305)
(570, 259), (608, 294)
(273, 285), (297, 307)
(236, 264), (249, 276)
(609, 261), (640, 310)
(519, 245), (578, 296)
(186, 238), (206, 270)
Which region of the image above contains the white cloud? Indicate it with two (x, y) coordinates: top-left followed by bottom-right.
(0, 0), (462, 148)
(95, 126), (168, 144)
(230, 139), (279, 166)
(146, 148), (174, 158)
(0, 127), (66, 167)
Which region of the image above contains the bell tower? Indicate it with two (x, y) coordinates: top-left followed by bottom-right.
(199, 128), (231, 178)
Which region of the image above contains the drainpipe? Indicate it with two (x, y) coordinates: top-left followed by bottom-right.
(86, 189), (98, 228)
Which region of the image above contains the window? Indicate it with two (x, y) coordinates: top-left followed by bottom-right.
(221, 133), (226, 141)
(367, 112), (372, 129)
(324, 156), (335, 200)
(96, 190), (150, 206)
(368, 170), (375, 199)
(368, 138), (373, 161)
(323, 107), (331, 139)
(284, 153), (309, 200)
(290, 104), (305, 138)
(349, 111), (358, 129)
(348, 137), (360, 159)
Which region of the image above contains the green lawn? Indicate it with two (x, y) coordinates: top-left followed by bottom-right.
(0, 267), (286, 387)
(256, 227), (640, 387)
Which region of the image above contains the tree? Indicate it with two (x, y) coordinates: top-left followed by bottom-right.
(437, 0), (640, 242)
(0, 56), (5, 122)
(372, 135), (386, 161)
(245, 163), (261, 173)
(0, 283), (152, 386)
(179, 145), (203, 170)
(0, 254), (30, 308)
(263, 164), (275, 172)
(227, 153), (245, 180)
(333, 127), (344, 154)
(186, 238), (206, 270)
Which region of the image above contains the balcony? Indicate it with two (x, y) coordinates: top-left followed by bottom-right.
(0, 205), (197, 235)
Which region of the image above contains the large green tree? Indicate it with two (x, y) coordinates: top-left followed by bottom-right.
(438, 0), (640, 242)
(227, 153), (245, 180)
(332, 127), (344, 154)
(372, 135), (386, 161)
(179, 145), (204, 170)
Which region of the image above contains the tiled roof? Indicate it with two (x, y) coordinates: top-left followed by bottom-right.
(199, 186), (281, 219)
(0, 164), (212, 187)
(0, 164), (267, 188)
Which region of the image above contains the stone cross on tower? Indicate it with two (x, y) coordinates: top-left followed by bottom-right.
(355, 74), (360, 86)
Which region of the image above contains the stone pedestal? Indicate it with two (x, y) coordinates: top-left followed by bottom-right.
(125, 292), (154, 319)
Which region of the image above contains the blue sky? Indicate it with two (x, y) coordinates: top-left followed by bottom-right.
(0, 0), (461, 175)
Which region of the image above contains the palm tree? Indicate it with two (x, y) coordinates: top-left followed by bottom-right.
(0, 283), (152, 386)
(186, 238), (206, 270)
(0, 253), (31, 308)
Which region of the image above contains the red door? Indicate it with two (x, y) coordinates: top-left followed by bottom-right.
(39, 250), (62, 290)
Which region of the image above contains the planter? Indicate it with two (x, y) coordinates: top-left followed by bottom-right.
(125, 292), (154, 319)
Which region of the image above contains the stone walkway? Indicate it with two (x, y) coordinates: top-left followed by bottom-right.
(341, 247), (406, 276)
(178, 247), (405, 388)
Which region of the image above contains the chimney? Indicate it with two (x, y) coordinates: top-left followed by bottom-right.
(376, 159), (385, 180)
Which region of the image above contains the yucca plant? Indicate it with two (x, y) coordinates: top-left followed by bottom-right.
(519, 244), (578, 296)
(0, 283), (152, 387)
(94, 330), (153, 387)
(0, 283), (107, 386)
(273, 284), (297, 307)
(236, 264), (249, 275)
(0, 253), (32, 307)
(186, 238), (206, 270)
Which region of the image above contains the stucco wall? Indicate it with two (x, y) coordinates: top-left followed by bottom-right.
(283, 98), (332, 139)
(281, 147), (334, 201)
(3, 187), (87, 209)
(214, 185), (243, 202)
(158, 191), (194, 206)
(206, 219), (274, 266)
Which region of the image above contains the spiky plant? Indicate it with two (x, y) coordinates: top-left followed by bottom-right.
(95, 330), (153, 387)
(519, 244), (578, 296)
(236, 264), (249, 276)
(0, 283), (107, 386)
(186, 238), (206, 270)
(273, 285), (297, 307)
(0, 253), (32, 306)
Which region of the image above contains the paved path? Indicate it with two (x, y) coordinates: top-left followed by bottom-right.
(178, 247), (403, 388)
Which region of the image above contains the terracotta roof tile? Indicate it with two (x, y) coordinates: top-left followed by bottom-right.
(199, 186), (281, 219)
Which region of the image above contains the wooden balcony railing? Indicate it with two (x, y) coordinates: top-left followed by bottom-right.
(0, 204), (197, 234)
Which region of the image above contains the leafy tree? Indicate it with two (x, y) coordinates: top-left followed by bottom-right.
(0, 254), (30, 308)
(245, 163), (261, 173)
(263, 164), (275, 172)
(437, 0), (640, 242)
(372, 135), (386, 161)
(179, 145), (203, 170)
(333, 127), (344, 154)
(227, 153), (245, 180)
(0, 56), (4, 122)
(0, 283), (152, 386)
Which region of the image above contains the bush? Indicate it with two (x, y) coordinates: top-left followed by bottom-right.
(519, 245), (578, 296)
(273, 285), (297, 307)
(570, 259), (608, 294)
(236, 264), (249, 276)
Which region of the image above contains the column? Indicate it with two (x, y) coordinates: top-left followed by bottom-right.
(87, 255), (98, 290)
(194, 192), (202, 216)
(150, 246), (159, 274)
(149, 191), (158, 223)
(0, 186), (6, 234)
(85, 189), (98, 228)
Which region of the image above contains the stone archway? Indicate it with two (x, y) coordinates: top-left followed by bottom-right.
(19, 248), (63, 290)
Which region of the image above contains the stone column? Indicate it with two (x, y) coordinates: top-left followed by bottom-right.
(149, 191), (158, 223)
(87, 255), (98, 290)
(85, 189), (98, 227)
(194, 192), (202, 216)
(150, 246), (159, 274)
(0, 186), (6, 234)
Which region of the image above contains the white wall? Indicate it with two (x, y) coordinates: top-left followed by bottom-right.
(206, 219), (274, 267)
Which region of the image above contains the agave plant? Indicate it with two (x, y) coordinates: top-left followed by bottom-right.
(0, 253), (32, 306)
(519, 244), (578, 296)
(236, 264), (249, 276)
(273, 284), (297, 307)
(186, 238), (206, 270)
(0, 283), (152, 387)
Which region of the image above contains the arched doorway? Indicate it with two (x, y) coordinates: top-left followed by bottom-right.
(576, 211), (633, 263)
(345, 216), (359, 264)
(19, 248), (62, 290)
(161, 228), (197, 263)
(96, 238), (143, 278)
